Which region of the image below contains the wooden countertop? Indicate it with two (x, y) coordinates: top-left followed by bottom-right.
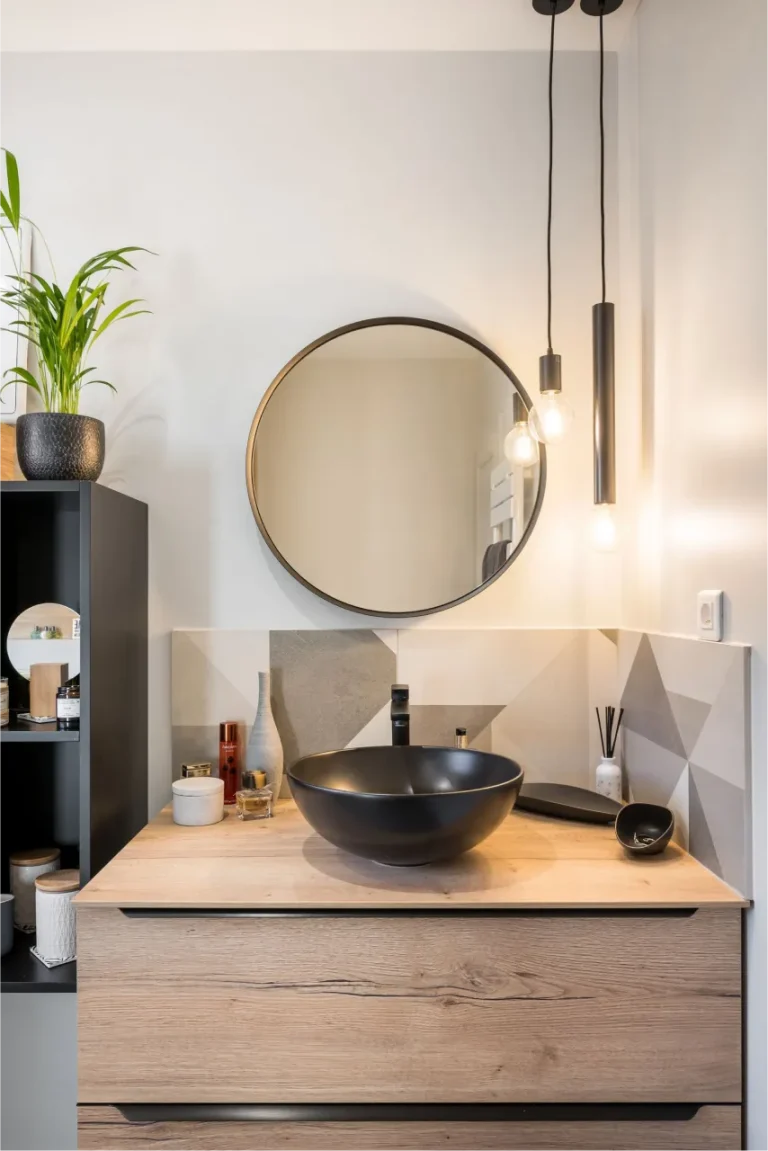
(76, 800), (747, 910)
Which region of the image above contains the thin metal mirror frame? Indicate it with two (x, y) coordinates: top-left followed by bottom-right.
(245, 316), (547, 618)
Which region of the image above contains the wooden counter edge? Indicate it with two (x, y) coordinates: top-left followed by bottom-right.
(74, 801), (749, 910)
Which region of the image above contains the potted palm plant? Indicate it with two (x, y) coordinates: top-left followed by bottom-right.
(1, 149), (150, 480)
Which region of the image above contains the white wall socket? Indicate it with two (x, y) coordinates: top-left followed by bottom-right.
(697, 590), (724, 641)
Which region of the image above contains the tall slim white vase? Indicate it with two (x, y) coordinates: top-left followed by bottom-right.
(246, 671), (284, 799)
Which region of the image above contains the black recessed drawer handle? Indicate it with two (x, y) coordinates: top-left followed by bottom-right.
(112, 1103), (708, 1124)
(119, 907), (697, 920)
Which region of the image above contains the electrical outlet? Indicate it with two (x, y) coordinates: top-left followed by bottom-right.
(697, 590), (724, 641)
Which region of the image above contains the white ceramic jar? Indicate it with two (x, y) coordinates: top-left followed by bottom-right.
(172, 776), (225, 826)
(10, 847), (61, 931)
(35, 869), (79, 963)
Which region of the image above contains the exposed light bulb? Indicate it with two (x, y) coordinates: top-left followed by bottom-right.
(592, 504), (618, 552)
(504, 422), (538, 466)
(529, 391), (574, 445)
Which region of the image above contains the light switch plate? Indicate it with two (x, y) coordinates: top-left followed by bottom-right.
(697, 590), (724, 641)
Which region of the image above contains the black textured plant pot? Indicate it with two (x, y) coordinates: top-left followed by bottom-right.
(16, 413), (105, 481)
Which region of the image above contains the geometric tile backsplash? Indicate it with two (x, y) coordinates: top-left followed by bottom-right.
(172, 627), (751, 896)
(619, 630), (750, 895)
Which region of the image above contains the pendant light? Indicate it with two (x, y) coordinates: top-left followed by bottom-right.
(529, 0), (575, 447)
(582, 0), (622, 549)
(504, 393), (538, 466)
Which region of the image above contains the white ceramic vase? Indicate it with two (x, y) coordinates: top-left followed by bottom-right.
(595, 756), (622, 802)
(247, 671), (284, 799)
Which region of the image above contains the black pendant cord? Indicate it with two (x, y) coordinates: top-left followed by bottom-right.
(599, 5), (606, 304)
(546, 2), (556, 353)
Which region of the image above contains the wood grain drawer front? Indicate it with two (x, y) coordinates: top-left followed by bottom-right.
(77, 908), (741, 1104)
(78, 1106), (741, 1150)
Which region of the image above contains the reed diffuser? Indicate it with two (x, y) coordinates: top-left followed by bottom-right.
(595, 705), (624, 802)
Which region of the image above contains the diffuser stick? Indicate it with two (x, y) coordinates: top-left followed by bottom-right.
(596, 707), (605, 757)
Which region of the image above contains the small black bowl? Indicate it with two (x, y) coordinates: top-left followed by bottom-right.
(615, 802), (674, 856)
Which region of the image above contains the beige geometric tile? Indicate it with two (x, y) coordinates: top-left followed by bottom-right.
(171, 630), (268, 726)
(689, 649), (749, 789)
(410, 705), (504, 748)
(648, 632), (741, 705)
(396, 629), (578, 705)
(345, 703), (392, 749)
(588, 629), (620, 767)
(373, 630), (398, 654)
(489, 632), (590, 788)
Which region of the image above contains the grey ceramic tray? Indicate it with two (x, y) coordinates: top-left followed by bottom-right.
(515, 783), (622, 824)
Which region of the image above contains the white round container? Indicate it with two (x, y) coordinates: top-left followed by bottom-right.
(10, 848), (61, 931)
(172, 776), (225, 826)
(35, 869), (79, 963)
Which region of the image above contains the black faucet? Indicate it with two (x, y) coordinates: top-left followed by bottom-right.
(391, 684), (410, 746)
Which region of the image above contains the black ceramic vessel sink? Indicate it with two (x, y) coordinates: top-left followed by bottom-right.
(288, 745), (524, 866)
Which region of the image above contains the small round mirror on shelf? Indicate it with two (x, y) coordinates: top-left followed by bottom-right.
(246, 318), (546, 617)
(6, 603), (81, 681)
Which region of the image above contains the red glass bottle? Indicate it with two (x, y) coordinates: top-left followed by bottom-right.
(219, 721), (240, 805)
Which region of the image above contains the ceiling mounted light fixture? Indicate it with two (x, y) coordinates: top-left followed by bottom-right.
(529, 0), (575, 447)
(582, 0), (622, 548)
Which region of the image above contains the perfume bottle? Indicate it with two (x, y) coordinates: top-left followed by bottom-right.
(236, 771), (272, 820)
(219, 722), (240, 805)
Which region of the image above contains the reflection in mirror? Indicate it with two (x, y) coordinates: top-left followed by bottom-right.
(7, 603), (81, 680)
(248, 321), (544, 616)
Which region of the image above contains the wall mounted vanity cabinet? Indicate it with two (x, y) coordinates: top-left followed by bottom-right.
(76, 804), (745, 1151)
(1, 481), (148, 993)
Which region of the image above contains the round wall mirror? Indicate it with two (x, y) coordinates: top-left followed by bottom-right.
(7, 603), (81, 680)
(246, 318), (546, 616)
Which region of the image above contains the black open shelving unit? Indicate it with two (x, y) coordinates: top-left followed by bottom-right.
(1, 480), (148, 992)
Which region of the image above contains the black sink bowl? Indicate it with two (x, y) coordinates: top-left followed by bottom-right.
(288, 745), (524, 866)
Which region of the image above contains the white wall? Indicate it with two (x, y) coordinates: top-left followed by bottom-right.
(2, 49), (620, 814)
(618, 2), (767, 1146)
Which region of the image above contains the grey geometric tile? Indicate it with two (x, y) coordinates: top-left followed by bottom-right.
(689, 649), (748, 789)
(621, 634), (686, 757)
(599, 628), (619, 645)
(667, 764), (690, 850)
(624, 729), (688, 807)
(171, 725), (222, 781)
(410, 705), (504, 748)
(688, 768), (723, 881)
(667, 692), (711, 759)
(270, 630), (396, 768)
(689, 764), (747, 893)
(617, 629), (643, 697)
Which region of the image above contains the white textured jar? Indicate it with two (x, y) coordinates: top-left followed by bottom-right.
(172, 776), (225, 826)
(35, 869), (79, 963)
(10, 847), (61, 931)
